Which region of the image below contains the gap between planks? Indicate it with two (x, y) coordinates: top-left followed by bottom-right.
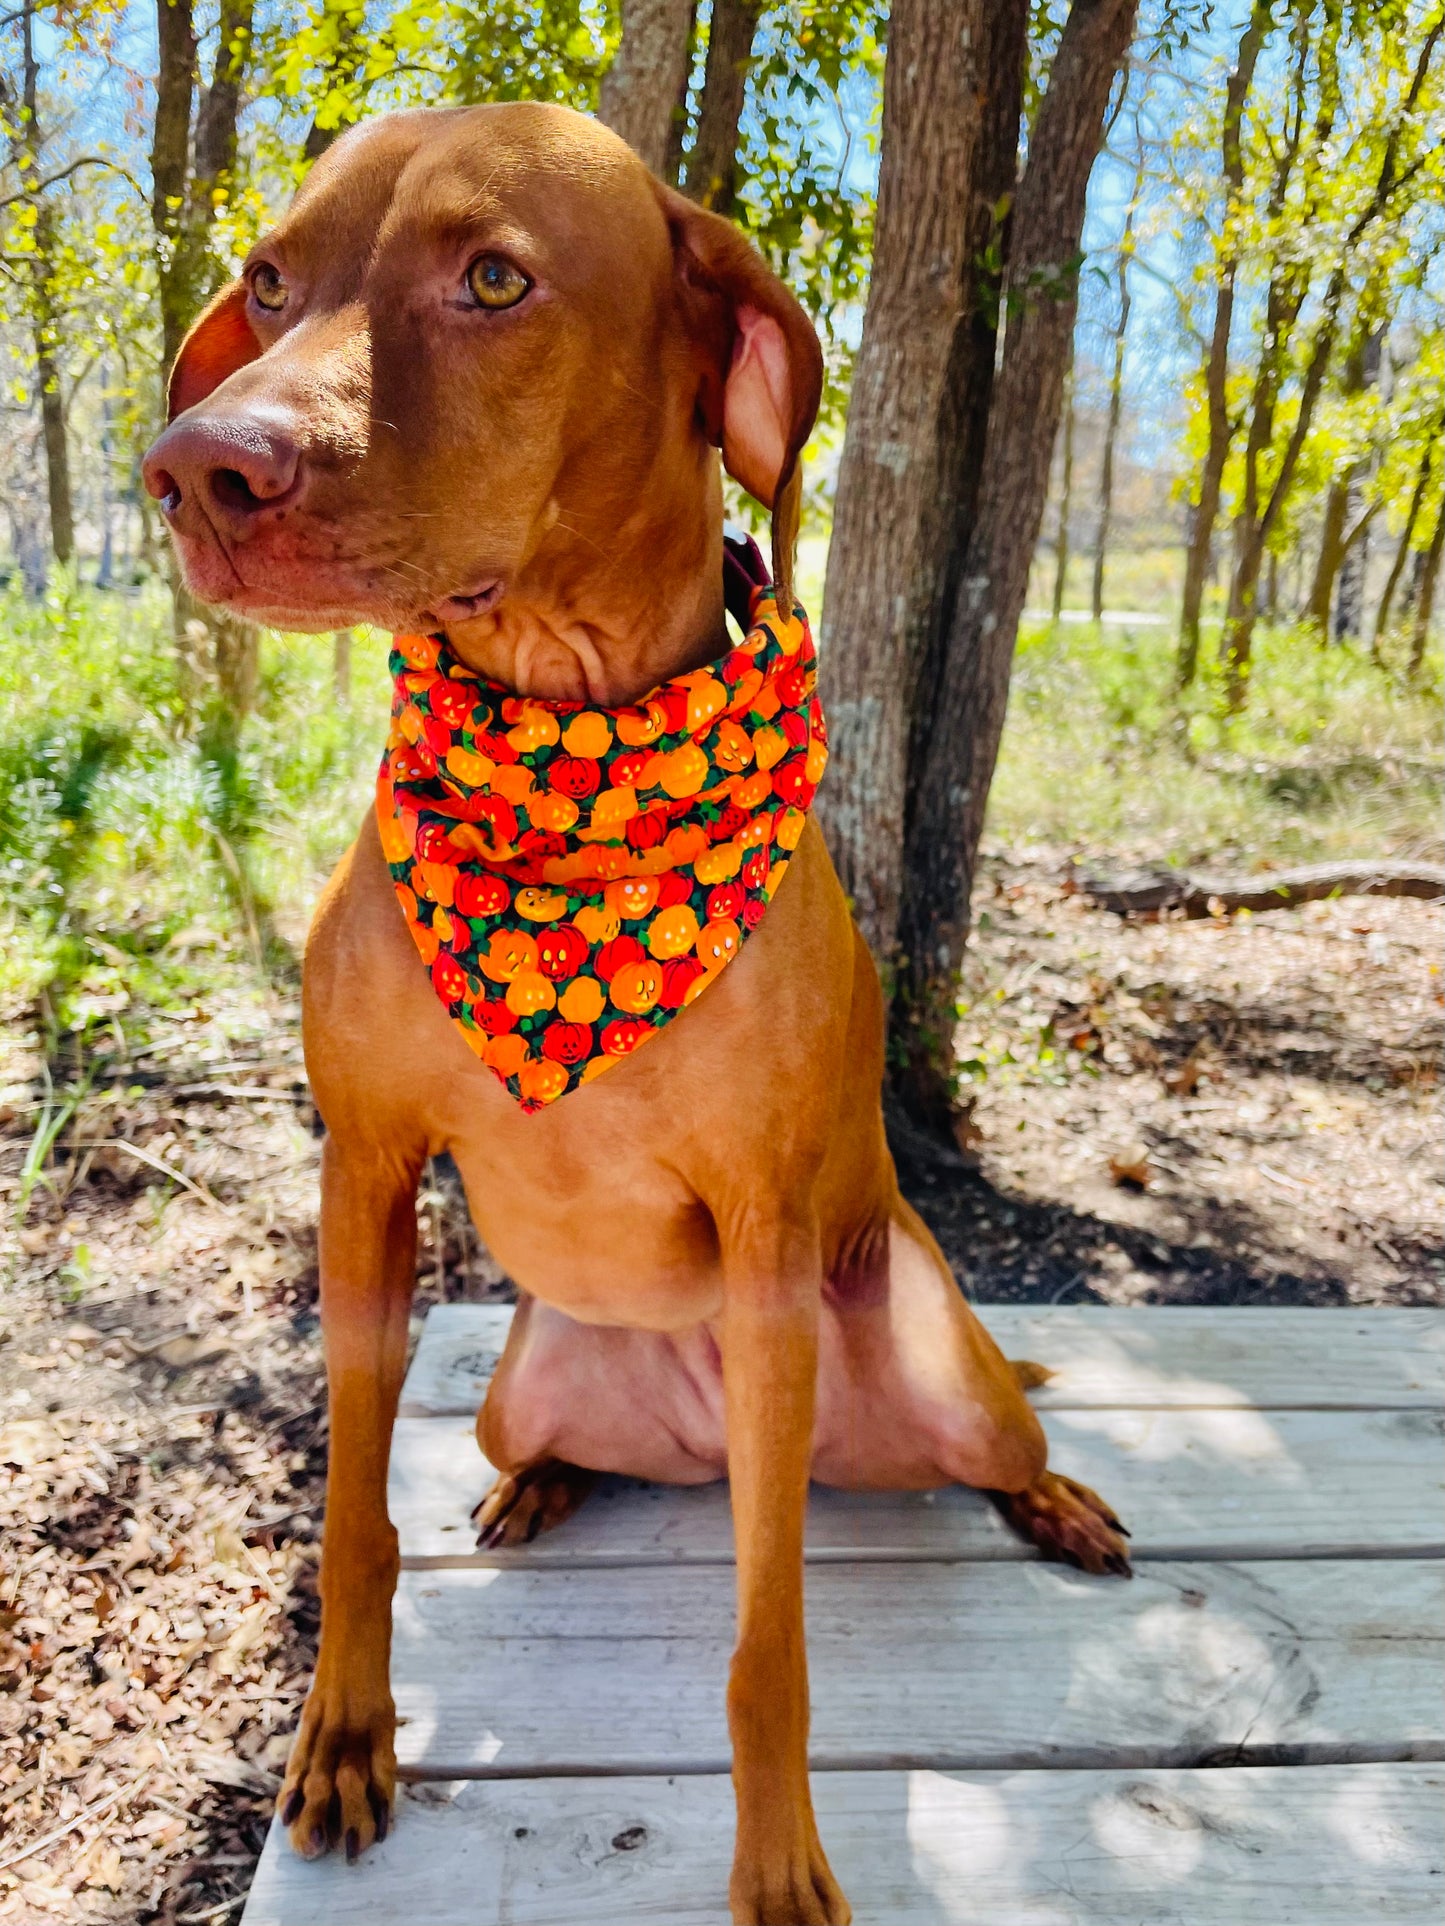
(391, 1740), (1445, 1781)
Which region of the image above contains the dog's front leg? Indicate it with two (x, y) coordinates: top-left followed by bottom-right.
(722, 1213), (850, 1926)
(280, 1133), (422, 1861)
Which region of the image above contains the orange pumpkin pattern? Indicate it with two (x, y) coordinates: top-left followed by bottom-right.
(378, 553), (826, 1110)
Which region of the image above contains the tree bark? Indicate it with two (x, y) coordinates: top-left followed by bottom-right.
(1408, 494), (1443, 678)
(1176, 0), (1270, 688)
(1332, 498), (1375, 641)
(1373, 433), (1435, 654)
(1091, 164), (1138, 623)
(1306, 480), (1350, 636)
(151, 0), (199, 376)
(20, 1), (74, 568)
(894, 0), (1138, 1126)
(333, 628), (353, 703)
(1052, 347), (1076, 620)
(1307, 320), (1381, 639)
(194, 0), (253, 194)
(149, 0), (262, 720)
(685, 0), (761, 211)
(597, 0), (696, 176)
(815, 0), (1021, 961)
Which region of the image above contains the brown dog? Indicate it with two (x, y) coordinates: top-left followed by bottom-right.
(143, 103), (1129, 1926)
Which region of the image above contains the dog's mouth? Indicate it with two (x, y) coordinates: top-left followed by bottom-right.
(418, 581), (505, 628)
(168, 517), (506, 637)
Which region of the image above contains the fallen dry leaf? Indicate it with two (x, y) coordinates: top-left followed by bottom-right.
(1108, 1143), (1152, 1189)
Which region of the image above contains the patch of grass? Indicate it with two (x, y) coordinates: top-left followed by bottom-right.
(0, 577), (391, 1051)
(991, 613), (1443, 869)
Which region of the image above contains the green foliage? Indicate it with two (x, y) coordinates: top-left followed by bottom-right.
(729, 1), (881, 346)
(1175, 0), (1445, 603)
(0, 576), (390, 1045)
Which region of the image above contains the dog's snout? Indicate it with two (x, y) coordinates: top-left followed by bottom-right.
(143, 409), (303, 540)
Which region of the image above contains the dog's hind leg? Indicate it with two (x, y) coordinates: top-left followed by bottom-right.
(472, 1459), (597, 1548)
(472, 1295), (728, 1550)
(817, 1203), (1131, 1577)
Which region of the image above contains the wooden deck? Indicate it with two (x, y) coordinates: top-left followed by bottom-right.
(244, 1305), (1445, 1922)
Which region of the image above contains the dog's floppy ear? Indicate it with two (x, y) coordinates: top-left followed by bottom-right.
(168, 281), (262, 421)
(656, 185), (823, 609)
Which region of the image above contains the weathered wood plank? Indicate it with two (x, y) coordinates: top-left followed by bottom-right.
(388, 1559), (1444, 1774)
(392, 1406), (1445, 1565)
(243, 1762), (1445, 1924)
(399, 1304), (1445, 1417)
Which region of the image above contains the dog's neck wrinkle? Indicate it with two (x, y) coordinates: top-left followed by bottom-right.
(440, 507), (729, 707)
(441, 593), (730, 706)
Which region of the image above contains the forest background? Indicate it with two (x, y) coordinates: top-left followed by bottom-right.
(0, 5), (1441, 1917)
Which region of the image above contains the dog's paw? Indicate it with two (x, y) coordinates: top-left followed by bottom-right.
(992, 1469), (1132, 1577)
(279, 1676), (396, 1862)
(472, 1459), (596, 1549)
(730, 1833), (851, 1926)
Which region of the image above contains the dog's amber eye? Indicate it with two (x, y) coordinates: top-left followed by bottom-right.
(467, 255), (530, 311)
(250, 264), (288, 312)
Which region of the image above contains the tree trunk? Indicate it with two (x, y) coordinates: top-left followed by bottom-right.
(193, 0), (253, 197)
(214, 614), (260, 720)
(1307, 319), (1381, 640)
(1091, 167), (1138, 623)
(815, 0), (1020, 962)
(1333, 499), (1375, 642)
(1408, 497), (1443, 679)
(1373, 437), (1434, 654)
(20, 1), (75, 569)
(894, 0), (1138, 1127)
(150, 0), (262, 721)
(151, 0), (199, 376)
(1052, 348), (1076, 620)
(333, 628), (353, 703)
(1307, 481), (1350, 636)
(685, 0), (761, 211)
(1176, 0), (1270, 687)
(597, 0), (696, 176)
(32, 276), (73, 568)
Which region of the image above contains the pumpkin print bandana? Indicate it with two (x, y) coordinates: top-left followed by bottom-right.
(376, 535), (828, 1110)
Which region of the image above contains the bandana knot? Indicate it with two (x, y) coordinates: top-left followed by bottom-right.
(377, 566), (827, 1110)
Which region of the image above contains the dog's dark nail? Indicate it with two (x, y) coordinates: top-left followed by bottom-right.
(346, 1827), (361, 1863)
(374, 1800), (390, 1843)
(281, 1788), (303, 1826)
(525, 1508), (543, 1543)
(310, 1825), (326, 1855)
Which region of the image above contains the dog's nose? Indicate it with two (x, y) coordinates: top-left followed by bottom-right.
(143, 409), (303, 540)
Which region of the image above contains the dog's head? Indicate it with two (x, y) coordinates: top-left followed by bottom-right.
(143, 104), (821, 677)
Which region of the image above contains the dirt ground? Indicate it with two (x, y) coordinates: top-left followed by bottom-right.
(0, 855), (1440, 1920)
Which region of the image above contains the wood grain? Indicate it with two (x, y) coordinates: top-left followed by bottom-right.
(398, 1304), (1445, 1418)
(244, 1762), (1445, 1924)
(388, 1558), (1444, 1775)
(391, 1405), (1445, 1565)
